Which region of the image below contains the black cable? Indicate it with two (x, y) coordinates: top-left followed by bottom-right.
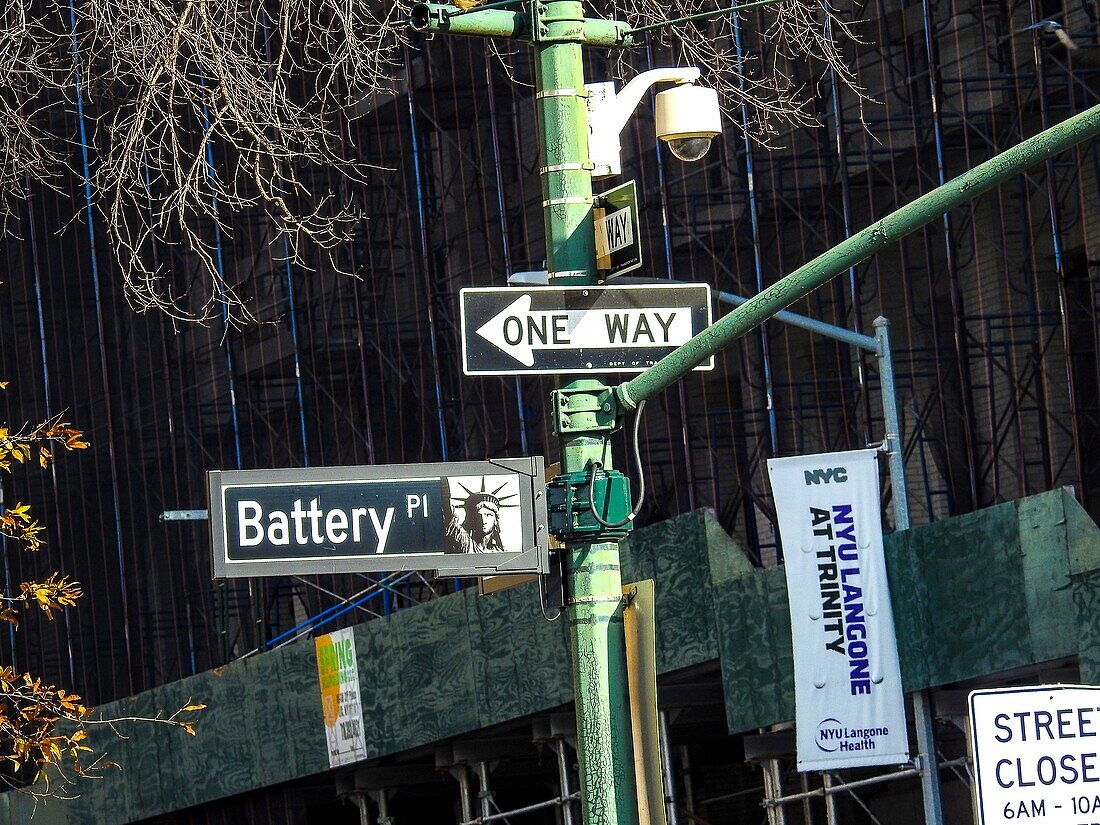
(587, 400), (647, 529)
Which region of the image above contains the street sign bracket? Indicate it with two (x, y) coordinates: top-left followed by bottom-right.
(552, 384), (620, 436)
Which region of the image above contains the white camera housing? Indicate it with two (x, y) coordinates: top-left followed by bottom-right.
(655, 84), (723, 162)
(586, 68), (722, 178)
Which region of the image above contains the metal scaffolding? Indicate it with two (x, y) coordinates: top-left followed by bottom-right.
(0, 0), (1097, 819)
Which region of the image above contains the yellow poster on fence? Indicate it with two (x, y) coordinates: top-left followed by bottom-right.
(315, 627), (367, 768)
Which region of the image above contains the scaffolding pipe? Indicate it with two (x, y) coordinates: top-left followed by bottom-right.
(918, 0), (981, 511)
(659, 711), (680, 825)
(677, 746), (695, 814)
(404, 49), (450, 465)
(456, 765), (476, 824)
(484, 53), (530, 456)
(799, 773), (814, 825)
(555, 738), (577, 825)
(617, 102), (1100, 408)
(260, 571), (414, 651)
(763, 761), (786, 825)
(731, 13), (780, 468)
(822, 772), (838, 824)
(644, 40), (696, 512)
(823, 6), (873, 449)
(477, 761), (493, 823)
(763, 758), (970, 807)
(66, 0), (136, 690)
(462, 793), (582, 824)
(1029, 0), (1079, 497)
(354, 793), (374, 825)
(26, 182), (78, 687)
(371, 789), (394, 825)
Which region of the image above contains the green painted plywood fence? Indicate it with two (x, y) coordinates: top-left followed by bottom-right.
(5, 489), (1098, 823)
(717, 488), (1100, 733)
(5, 509), (733, 824)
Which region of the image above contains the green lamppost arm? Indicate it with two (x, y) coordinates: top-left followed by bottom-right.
(616, 102), (1100, 408)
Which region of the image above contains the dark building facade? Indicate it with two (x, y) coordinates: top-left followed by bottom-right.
(0, 0), (1098, 820)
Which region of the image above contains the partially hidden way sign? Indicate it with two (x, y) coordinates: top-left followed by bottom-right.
(970, 685), (1100, 825)
(595, 180), (642, 278)
(208, 458), (549, 578)
(766, 448), (909, 771)
(316, 627), (366, 768)
(460, 283), (713, 375)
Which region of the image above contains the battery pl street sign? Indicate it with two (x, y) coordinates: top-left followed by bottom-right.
(969, 685), (1100, 825)
(208, 458), (549, 578)
(595, 180), (641, 277)
(460, 283), (714, 375)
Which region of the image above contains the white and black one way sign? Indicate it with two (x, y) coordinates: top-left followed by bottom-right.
(460, 283), (713, 375)
(207, 458), (549, 578)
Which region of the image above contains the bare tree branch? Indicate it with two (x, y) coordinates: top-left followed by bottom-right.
(0, 0), (70, 232)
(81, 0), (403, 324)
(0, 0), (866, 318)
(598, 0), (868, 142)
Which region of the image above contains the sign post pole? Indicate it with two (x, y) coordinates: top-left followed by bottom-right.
(406, 2), (642, 820)
(717, 293), (944, 825)
(875, 317), (945, 825)
(535, 3), (639, 821)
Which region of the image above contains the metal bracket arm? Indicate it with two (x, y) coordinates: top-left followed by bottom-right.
(550, 384), (622, 435)
(408, 3), (631, 46)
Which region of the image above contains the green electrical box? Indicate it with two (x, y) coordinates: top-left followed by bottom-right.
(546, 468), (633, 540)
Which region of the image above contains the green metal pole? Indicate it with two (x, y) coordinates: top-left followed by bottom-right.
(616, 102), (1100, 408)
(406, 5), (637, 821)
(534, 1), (638, 822)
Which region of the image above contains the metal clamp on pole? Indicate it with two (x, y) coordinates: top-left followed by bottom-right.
(550, 383), (621, 435)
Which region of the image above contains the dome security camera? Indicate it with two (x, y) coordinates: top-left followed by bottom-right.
(654, 83), (722, 162)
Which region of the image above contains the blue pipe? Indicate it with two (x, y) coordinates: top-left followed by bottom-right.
(200, 120), (244, 471)
(731, 16), (779, 458)
(263, 572), (415, 649)
(258, 6), (311, 468)
(67, 0), (135, 689)
(405, 50), (449, 465)
(26, 189), (80, 688)
(717, 292), (877, 352)
(645, 40), (697, 511)
(484, 52), (530, 458)
(732, 12), (781, 559)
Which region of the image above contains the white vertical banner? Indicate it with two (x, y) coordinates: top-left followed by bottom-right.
(315, 626), (367, 768)
(767, 448), (909, 771)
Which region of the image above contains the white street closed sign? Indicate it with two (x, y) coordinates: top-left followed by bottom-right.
(970, 685), (1100, 825)
(460, 284), (713, 375)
